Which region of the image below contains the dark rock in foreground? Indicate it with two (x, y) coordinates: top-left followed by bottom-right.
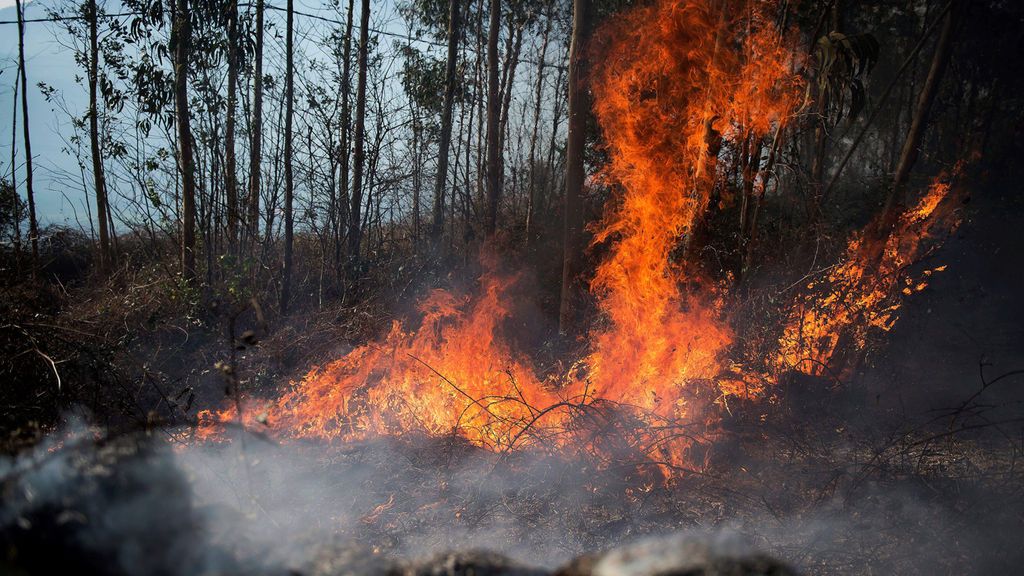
(300, 539), (795, 576)
(562, 534), (796, 576)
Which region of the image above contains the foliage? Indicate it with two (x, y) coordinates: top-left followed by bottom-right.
(813, 31), (880, 123)
(0, 180), (26, 244)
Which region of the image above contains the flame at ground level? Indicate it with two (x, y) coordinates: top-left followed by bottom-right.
(197, 0), (966, 475)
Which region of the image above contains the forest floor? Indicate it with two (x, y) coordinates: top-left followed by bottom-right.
(1, 235), (1023, 575)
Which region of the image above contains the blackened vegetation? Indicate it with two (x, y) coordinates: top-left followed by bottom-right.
(2, 0), (1024, 574)
(3, 397), (1023, 575)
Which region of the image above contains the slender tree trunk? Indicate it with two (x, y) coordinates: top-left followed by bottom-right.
(543, 52), (567, 215)
(473, 2), (484, 231)
(280, 0), (295, 313)
(336, 0), (354, 275)
(524, 6), (552, 248)
(347, 0), (370, 263)
(497, 19), (524, 215)
(224, 0), (239, 253)
(9, 76), (21, 274)
(559, 0), (589, 335)
(484, 0), (501, 237)
(411, 114), (421, 248)
(809, 1), (841, 205)
(882, 0), (957, 233)
(246, 0), (265, 251)
(88, 0), (111, 271)
(498, 21), (523, 154)
(15, 0), (37, 272)
(173, 0), (196, 281)
(431, 0), (460, 247)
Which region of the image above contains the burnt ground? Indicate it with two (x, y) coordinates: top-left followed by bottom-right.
(1, 395), (1021, 576)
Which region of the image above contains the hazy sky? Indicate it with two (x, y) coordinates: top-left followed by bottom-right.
(0, 0), (84, 224)
(0, 0), (415, 225)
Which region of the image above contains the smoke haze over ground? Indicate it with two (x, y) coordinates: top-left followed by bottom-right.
(3, 407), (1022, 575)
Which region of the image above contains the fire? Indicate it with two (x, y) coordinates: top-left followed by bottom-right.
(201, 258), (574, 451)
(199, 0), (803, 470)
(196, 0), (962, 475)
(585, 0), (800, 417)
(775, 169), (965, 378)
(266, 260), (569, 448)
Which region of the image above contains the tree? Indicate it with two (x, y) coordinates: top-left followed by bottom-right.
(336, 0), (354, 275)
(224, 0), (239, 252)
(0, 179), (26, 245)
(15, 0), (38, 272)
(524, 2), (552, 248)
(87, 0), (112, 271)
(559, 0), (588, 335)
(173, 0), (197, 281)
(347, 0), (370, 264)
(431, 0), (460, 248)
(280, 0), (296, 313)
(8, 78), (21, 269)
(484, 0), (501, 237)
(882, 0), (958, 233)
(247, 0), (265, 251)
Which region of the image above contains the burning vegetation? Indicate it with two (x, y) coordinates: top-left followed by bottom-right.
(2, 0), (1024, 573)
(197, 0), (965, 479)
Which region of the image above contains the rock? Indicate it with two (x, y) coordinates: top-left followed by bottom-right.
(574, 533), (797, 576)
(409, 550), (548, 576)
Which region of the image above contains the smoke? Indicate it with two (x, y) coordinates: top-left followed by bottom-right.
(3, 413), (1022, 575)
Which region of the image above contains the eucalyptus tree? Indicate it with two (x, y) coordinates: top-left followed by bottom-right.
(433, 0), (461, 247)
(558, 0), (587, 334)
(484, 0), (500, 237)
(247, 0), (265, 250)
(14, 0), (38, 272)
(280, 0), (295, 314)
(347, 0), (370, 265)
(120, 0), (237, 281)
(49, 0), (126, 269)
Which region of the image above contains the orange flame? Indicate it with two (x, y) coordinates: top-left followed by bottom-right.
(585, 0), (800, 420)
(775, 169), (965, 378)
(196, 0), (960, 472)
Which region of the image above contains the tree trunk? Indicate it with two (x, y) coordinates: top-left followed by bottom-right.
(431, 0), (460, 247)
(484, 0), (501, 237)
(524, 5), (552, 248)
(246, 0), (265, 251)
(336, 0), (354, 275)
(173, 0), (196, 281)
(347, 0), (370, 263)
(880, 1), (957, 235)
(543, 52), (567, 215)
(88, 0), (111, 271)
(280, 0), (295, 314)
(14, 0), (37, 273)
(9, 75), (21, 274)
(558, 0), (589, 335)
(411, 113), (421, 248)
(497, 19), (524, 192)
(224, 0), (239, 253)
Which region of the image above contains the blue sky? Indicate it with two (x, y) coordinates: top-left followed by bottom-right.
(0, 0), (85, 224)
(0, 0), (414, 226)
